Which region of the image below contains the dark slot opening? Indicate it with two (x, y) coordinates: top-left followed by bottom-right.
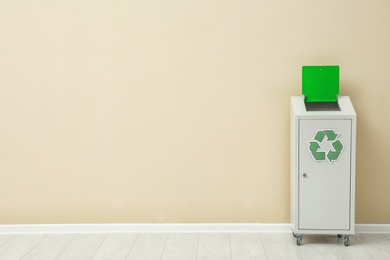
(305, 102), (340, 111)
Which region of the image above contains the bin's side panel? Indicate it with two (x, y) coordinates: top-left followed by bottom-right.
(290, 99), (300, 230)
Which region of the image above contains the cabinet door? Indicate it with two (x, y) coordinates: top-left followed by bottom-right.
(299, 119), (352, 230)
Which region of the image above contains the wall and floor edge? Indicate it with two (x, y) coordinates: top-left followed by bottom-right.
(0, 224), (389, 234)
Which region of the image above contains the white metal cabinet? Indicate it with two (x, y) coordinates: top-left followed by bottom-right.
(291, 96), (356, 246)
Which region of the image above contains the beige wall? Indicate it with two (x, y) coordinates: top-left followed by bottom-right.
(1, 0), (389, 224)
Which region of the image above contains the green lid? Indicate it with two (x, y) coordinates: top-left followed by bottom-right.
(302, 65), (339, 102)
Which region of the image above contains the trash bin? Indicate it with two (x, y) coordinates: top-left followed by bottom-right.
(290, 66), (356, 246)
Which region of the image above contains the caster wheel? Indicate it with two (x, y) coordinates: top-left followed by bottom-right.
(296, 236), (302, 246)
(292, 231), (297, 238)
(337, 234), (342, 238)
(343, 235), (350, 246)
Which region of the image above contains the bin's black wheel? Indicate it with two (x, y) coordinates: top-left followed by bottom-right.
(337, 234), (342, 238)
(292, 231), (297, 238)
(343, 235), (350, 246)
(296, 236), (302, 246)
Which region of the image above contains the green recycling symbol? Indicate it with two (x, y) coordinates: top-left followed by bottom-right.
(308, 129), (344, 163)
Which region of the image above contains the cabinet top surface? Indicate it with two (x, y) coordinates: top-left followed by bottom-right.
(291, 96), (356, 117)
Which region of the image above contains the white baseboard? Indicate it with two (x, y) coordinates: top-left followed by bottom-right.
(0, 223), (292, 234)
(0, 223), (389, 234)
(355, 224), (390, 233)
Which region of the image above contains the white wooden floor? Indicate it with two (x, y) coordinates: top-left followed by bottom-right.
(0, 233), (389, 259)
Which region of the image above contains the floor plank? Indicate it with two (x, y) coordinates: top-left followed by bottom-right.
(0, 234), (14, 248)
(126, 233), (168, 260)
(0, 234), (45, 260)
(230, 233), (267, 260)
(261, 233), (302, 260)
(355, 233), (390, 259)
(92, 233), (137, 260)
(197, 233), (231, 260)
(21, 233), (76, 260)
(323, 235), (373, 259)
(56, 233), (107, 260)
(161, 233), (198, 260)
(296, 235), (337, 260)
(385, 234), (390, 241)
